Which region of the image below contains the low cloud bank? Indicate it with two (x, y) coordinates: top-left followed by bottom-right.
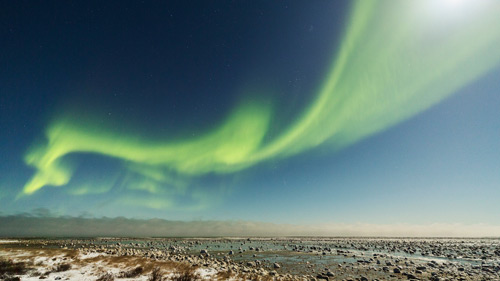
(0, 214), (499, 238)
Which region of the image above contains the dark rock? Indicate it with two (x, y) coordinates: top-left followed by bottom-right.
(406, 273), (417, 279)
(316, 274), (329, 280)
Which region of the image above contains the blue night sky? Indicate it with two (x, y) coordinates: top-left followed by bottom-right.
(1, 0), (500, 235)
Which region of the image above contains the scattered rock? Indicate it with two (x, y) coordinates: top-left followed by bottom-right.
(316, 274), (329, 280)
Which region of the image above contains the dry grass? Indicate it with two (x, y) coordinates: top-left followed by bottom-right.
(118, 266), (143, 278)
(0, 258), (29, 276)
(55, 263), (71, 272)
(1, 247), (206, 281)
(144, 262), (201, 281)
(148, 267), (163, 281)
(96, 272), (115, 281)
(171, 266), (199, 281)
(215, 270), (234, 280)
(3, 276), (21, 281)
(235, 273), (274, 281)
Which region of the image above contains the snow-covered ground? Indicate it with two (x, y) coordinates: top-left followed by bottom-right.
(0, 248), (221, 281)
(0, 240), (19, 244)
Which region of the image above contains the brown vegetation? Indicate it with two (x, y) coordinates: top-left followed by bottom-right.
(215, 270), (233, 280)
(96, 272), (115, 281)
(171, 266), (199, 281)
(118, 266), (143, 278)
(3, 277), (21, 281)
(0, 258), (29, 279)
(148, 267), (164, 281)
(55, 263), (71, 272)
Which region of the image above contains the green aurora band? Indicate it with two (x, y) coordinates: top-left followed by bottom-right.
(22, 0), (500, 195)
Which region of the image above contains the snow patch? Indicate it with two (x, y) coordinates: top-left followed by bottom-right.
(0, 240), (19, 244)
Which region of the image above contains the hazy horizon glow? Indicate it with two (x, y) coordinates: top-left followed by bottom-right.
(1, 212), (500, 238)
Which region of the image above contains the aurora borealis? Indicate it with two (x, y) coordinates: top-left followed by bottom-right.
(2, 0), (500, 234)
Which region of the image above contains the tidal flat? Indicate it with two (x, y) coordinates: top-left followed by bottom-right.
(1, 237), (499, 280)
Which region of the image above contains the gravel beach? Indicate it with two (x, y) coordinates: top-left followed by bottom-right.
(1, 238), (499, 280)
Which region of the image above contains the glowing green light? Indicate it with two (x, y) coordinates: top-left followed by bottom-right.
(22, 0), (500, 195)
(22, 101), (272, 194)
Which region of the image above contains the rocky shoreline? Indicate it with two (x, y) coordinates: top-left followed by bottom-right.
(1, 238), (499, 280)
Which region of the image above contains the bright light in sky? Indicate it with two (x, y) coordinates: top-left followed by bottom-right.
(444, 0), (468, 8)
(426, 0), (486, 23)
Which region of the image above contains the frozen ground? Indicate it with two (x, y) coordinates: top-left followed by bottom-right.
(0, 246), (219, 281)
(1, 238), (499, 280)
